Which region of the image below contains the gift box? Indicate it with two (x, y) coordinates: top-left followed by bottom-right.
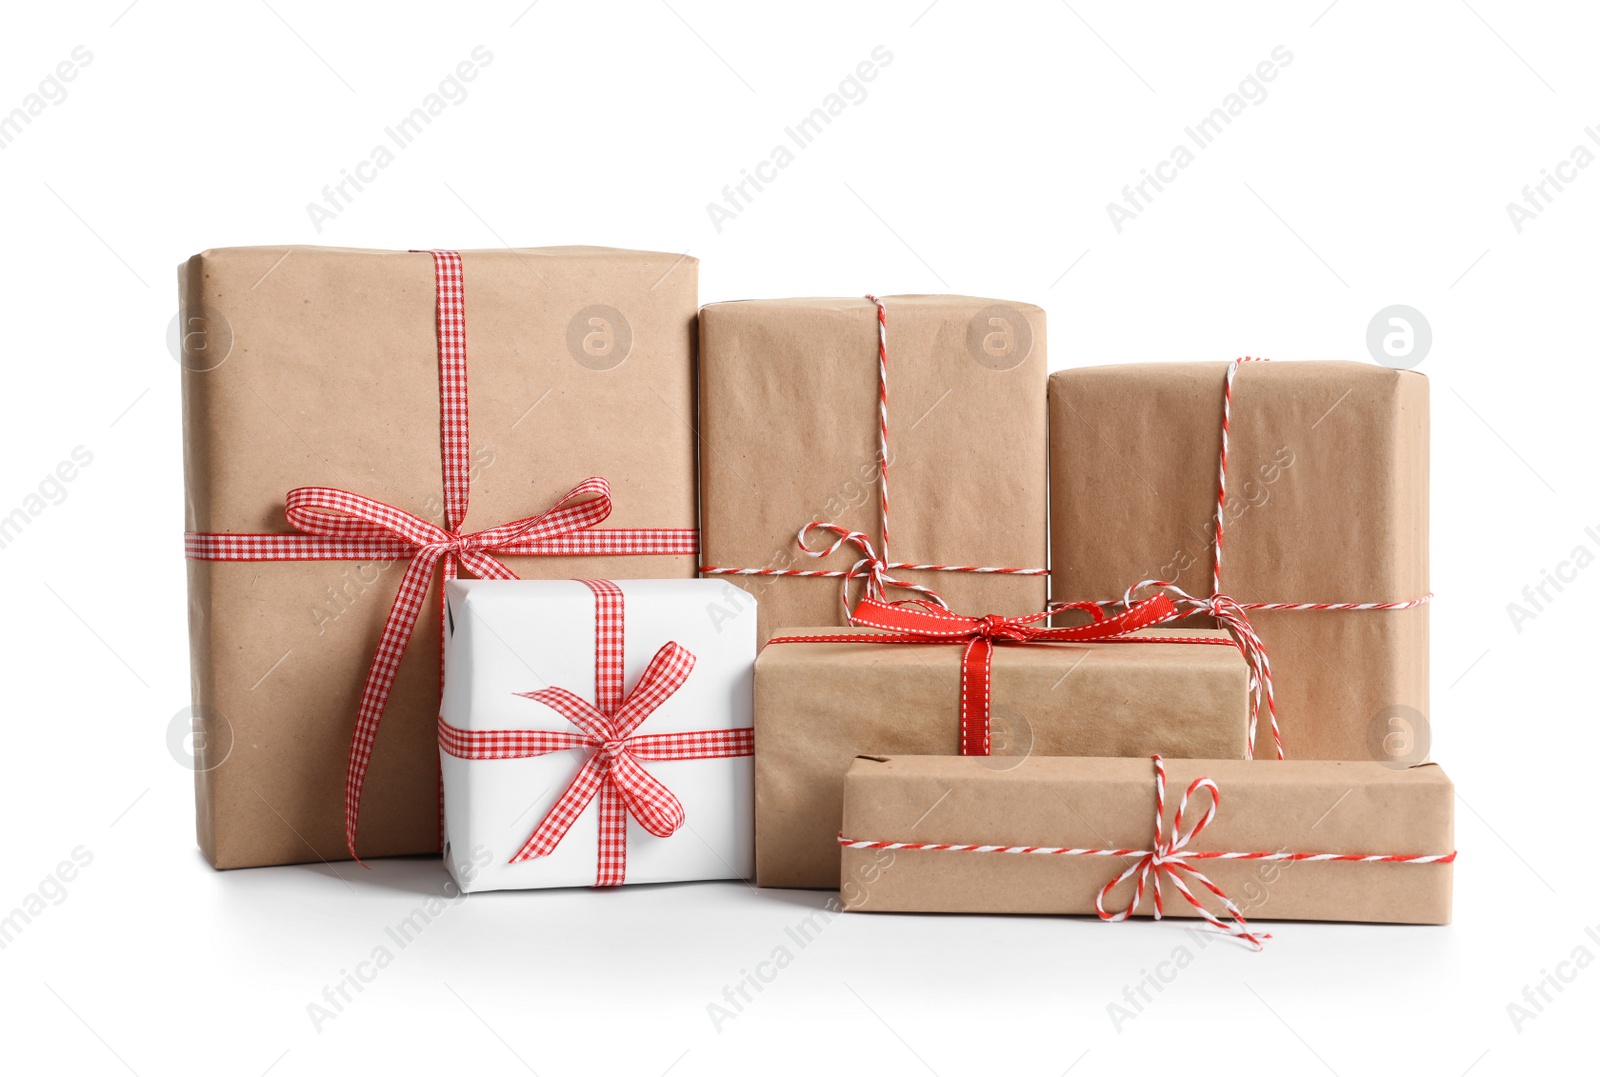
(1049, 360), (1429, 761)
(699, 296), (1049, 645)
(179, 246), (699, 868)
(438, 579), (754, 891)
(839, 755), (1454, 931)
(755, 611), (1253, 890)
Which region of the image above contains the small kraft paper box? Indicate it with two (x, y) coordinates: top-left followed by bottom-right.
(438, 579), (755, 892)
(1049, 359), (1429, 762)
(755, 622), (1253, 890)
(699, 296), (1049, 646)
(180, 246), (698, 869)
(839, 755), (1454, 928)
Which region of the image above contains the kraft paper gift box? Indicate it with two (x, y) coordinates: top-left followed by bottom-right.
(179, 245), (698, 869)
(438, 579), (755, 892)
(839, 755), (1454, 927)
(1049, 360), (1429, 761)
(698, 296), (1049, 646)
(754, 626), (1252, 890)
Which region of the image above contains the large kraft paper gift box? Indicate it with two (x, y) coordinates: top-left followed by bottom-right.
(839, 755), (1454, 927)
(179, 246), (698, 869)
(699, 296), (1048, 645)
(1049, 360), (1429, 762)
(755, 625), (1252, 890)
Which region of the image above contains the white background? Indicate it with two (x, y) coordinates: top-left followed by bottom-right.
(1, 1), (1595, 1074)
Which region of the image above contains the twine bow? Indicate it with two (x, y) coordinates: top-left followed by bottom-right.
(1096, 755), (1269, 950)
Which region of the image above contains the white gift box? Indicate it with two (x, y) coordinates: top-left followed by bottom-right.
(440, 578), (756, 892)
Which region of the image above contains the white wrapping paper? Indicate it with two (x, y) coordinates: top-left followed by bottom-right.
(440, 579), (756, 891)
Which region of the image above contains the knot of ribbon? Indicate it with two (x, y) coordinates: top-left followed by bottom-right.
(284, 475), (616, 583)
(826, 593), (1189, 756)
(280, 476), (621, 858)
(796, 521), (951, 610)
(1096, 755), (1270, 950)
(511, 640), (698, 859)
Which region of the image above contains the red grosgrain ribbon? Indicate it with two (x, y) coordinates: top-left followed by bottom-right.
(769, 593), (1218, 757)
(437, 580), (753, 886)
(838, 754), (1458, 950)
(183, 251), (698, 859)
(700, 296), (1048, 616)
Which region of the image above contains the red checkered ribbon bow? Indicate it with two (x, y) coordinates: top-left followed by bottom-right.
(772, 593), (1216, 756)
(438, 580), (754, 886)
(184, 251), (697, 859)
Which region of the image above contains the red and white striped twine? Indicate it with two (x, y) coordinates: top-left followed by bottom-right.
(1068, 356), (1433, 759)
(1209, 356), (1433, 613)
(701, 295), (1047, 615)
(839, 754), (1456, 950)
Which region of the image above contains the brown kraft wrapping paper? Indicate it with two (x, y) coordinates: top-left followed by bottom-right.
(755, 628), (1250, 889)
(180, 245), (697, 869)
(699, 297), (1048, 646)
(840, 755), (1453, 925)
(1049, 361), (1428, 762)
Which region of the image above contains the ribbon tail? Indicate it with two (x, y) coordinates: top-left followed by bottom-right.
(511, 753), (607, 864)
(344, 550), (443, 861)
(1165, 862), (1270, 950)
(594, 776), (628, 887)
(958, 636), (995, 756)
(607, 752), (686, 839)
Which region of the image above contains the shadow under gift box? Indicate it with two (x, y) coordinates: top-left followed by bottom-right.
(438, 579), (755, 892)
(839, 755), (1453, 925)
(698, 296), (1049, 646)
(754, 627), (1252, 890)
(1049, 361), (1429, 762)
(180, 246), (698, 869)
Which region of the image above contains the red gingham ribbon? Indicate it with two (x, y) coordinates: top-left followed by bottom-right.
(438, 579), (753, 886)
(769, 593), (1238, 757)
(839, 754), (1457, 950)
(1071, 357), (1433, 760)
(183, 251), (697, 859)
(700, 295), (1048, 614)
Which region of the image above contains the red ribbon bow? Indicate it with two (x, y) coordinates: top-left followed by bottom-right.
(283, 476), (624, 857)
(1096, 755), (1269, 949)
(438, 579), (753, 886)
(777, 593), (1189, 756)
